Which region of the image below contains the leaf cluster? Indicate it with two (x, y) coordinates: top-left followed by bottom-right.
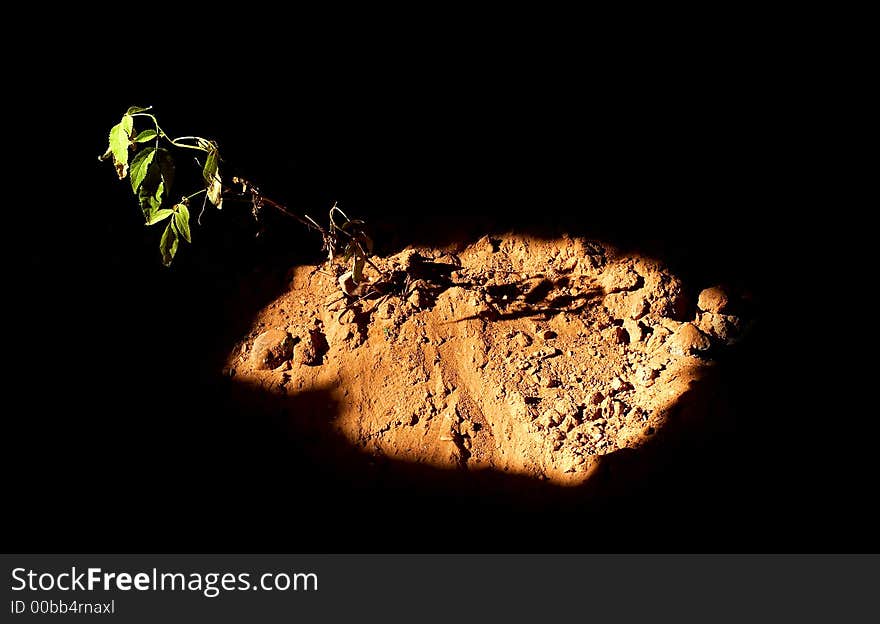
(99, 106), (223, 266)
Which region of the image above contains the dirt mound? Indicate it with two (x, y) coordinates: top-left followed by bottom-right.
(225, 234), (748, 486)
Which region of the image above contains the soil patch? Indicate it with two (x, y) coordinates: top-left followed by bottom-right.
(226, 233), (748, 486)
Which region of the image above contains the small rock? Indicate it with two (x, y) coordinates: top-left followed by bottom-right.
(646, 326), (671, 350)
(629, 296), (649, 320)
(472, 349), (488, 368)
(697, 312), (743, 345)
(541, 377), (560, 388)
(513, 332), (532, 348)
(534, 346), (561, 359)
(611, 326), (628, 344)
(635, 365), (658, 385)
(559, 416), (577, 432)
(554, 397), (575, 416)
(610, 377), (630, 393)
(560, 256), (578, 272)
(540, 329), (557, 341)
(697, 286), (729, 314)
(249, 329), (294, 370)
(538, 408), (560, 428)
(623, 319), (644, 343)
(602, 292), (631, 321)
(376, 300), (395, 319)
(600, 265), (641, 293)
(667, 323), (711, 357)
(588, 391), (604, 405)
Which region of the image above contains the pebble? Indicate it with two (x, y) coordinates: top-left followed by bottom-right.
(294, 328), (324, 366)
(630, 296), (649, 319)
(647, 326), (671, 350)
(623, 319), (644, 343)
(536, 347), (562, 359)
(610, 377), (628, 393)
(513, 332), (533, 348)
(554, 397), (575, 415)
(635, 365), (658, 384)
(667, 323), (711, 357)
(377, 300), (395, 319)
(249, 329), (294, 370)
(697, 312), (742, 345)
(472, 349), (488, 368)
(538, 409), (560, 428)
(697, 286), (729, 314)
(600, 265), (641, 293)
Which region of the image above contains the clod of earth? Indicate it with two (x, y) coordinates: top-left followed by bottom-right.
(249, 329), (294, 370)
(227, 234), (749, 486)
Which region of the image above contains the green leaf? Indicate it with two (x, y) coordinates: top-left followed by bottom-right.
(202, 149), (218, 185)
(106, 114), (134, 179)
(153, 178), (164, 208)
(134, 129), (158, 143)
(130, 147), (156, 193)
(173, 204), (191, 243)
(138, 181), (159, 221)
(203, 149), (223, 209)
(146, 208), (174, 225)
(160, 220), (179, 267)
(133, 148), (175, 220)
(126, 106), (151, 115)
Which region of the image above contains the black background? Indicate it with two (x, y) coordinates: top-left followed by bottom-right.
(4, 33), (867, 553)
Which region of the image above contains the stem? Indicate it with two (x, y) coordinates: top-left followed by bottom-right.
(184, 189), (207, 202)
(166, 137), (208, 152)
(258, 195), (325, 232)
(130, 113), (209, 152)
(128, 111), (378, 276)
